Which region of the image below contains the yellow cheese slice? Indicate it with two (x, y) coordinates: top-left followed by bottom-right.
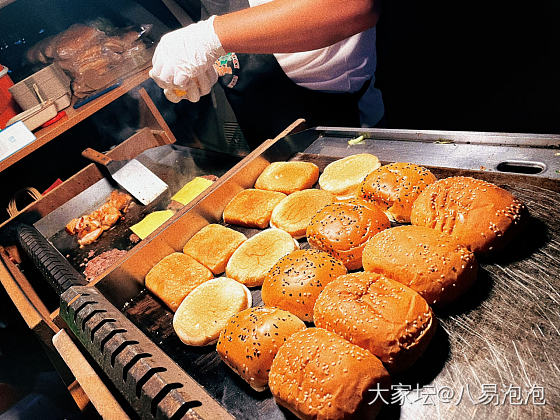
(130, 210), (174, 240)
(171, 177), (214, 205)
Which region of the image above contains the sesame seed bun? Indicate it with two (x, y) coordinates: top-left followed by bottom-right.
(410, 176), (527, 254)
(145, 253), (213, 312)
(306, 202), (390, 270)
(216, 306), (306, 391)
(223, 189), (286, 229)
(262, 249), (347, 321)
(255, 161), (320, 195)
(336, 196), (385, 210)
(270, 189), (335, 239)
(359, 162), (437, 223)
(173, 277), (252, 346)
(319, 154), (381, 199)
(269, 328), (391, 420)
(363, 225), (478, 306)
(313, 272), (436, 372)
(226, 229), (299, 287)
(183, 224), (247, 274)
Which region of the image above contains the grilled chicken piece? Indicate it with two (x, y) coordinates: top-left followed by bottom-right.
(65, 190), (132, 246)
(108, 191), (132, 212)
(78, 228), (104, 246)
(65, 218), (79, 234)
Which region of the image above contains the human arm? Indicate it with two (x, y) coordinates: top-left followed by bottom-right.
(151, 0), (379, 101)
(216, 0), (379, 54)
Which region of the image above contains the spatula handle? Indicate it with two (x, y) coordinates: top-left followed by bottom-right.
(82, 148), (113, 166)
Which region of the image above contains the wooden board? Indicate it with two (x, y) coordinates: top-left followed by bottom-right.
(0, 67), (150, 173)
(122, 154), (560, 420)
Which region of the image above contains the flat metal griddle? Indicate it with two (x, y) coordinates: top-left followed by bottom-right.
(37, 144), (241, 275)
(120, 151), (560, 420)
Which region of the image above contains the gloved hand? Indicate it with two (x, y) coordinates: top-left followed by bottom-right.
(162, 87), (186, 103)
(150, 15), (225, 102)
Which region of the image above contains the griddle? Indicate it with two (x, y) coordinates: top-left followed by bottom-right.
(34, 144), (241, 275)
(18, 127), (560, 419)
(119, 153), (560, 420)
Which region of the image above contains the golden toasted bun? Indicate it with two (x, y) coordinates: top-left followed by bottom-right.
(173, 278), (252, 346)
(255, 161), (319, 194)
(319, 154), (381, 199)
(223, 189), (286, 229)
(314, 272), (436, 372)
(306, 202), (390, 270)
(145, 253), (213, 312)
(262, 249), (347, 321)
(183, 224), (247, 274)
(269, 328), (391, 420)
(226, 229), (299, 287)
(270, 189), (334, 238)
(360, 162), (437, 222)
(410, 176), (526, 254)
(363, 225), (478, 306)
(217, 307), (306, 391)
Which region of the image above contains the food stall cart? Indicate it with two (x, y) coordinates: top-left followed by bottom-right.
(0, 0), (559, 418)
(0, 122), (559, 419)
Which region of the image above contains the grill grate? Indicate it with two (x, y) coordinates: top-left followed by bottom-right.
(60, 286), (232, 420)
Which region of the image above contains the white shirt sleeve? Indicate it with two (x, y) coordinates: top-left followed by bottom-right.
(247, 0), (384, 125)
(248, 0), (376, 93)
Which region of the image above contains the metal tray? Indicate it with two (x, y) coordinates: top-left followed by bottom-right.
(84, 128), (560, 419)
(33, 141), (241, 277)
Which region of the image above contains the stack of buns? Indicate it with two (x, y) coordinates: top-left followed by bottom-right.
(141, 156), (527, 419)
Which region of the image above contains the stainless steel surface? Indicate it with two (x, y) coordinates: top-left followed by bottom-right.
(307, 127), (560, 180)
(111, 158), (169, 206)
(60, 286), (232, 420)
(67, 128), (559, 419)
(30, 143), (241, 277)
(33, 178), (114, 239)
(81, 145), (169, 206)
(97, 131), (318, 308)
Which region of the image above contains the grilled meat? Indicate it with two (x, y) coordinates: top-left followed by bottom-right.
(65, 191), (132, 247)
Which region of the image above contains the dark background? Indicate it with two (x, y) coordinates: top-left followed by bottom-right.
(146, 0), (560, 135)
(374, 0), (560, 134)
(1, 0), (559, 135)
(0, 0), (559, 417)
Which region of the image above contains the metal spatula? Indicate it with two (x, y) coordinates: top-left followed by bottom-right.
(82, 148), (168, 205)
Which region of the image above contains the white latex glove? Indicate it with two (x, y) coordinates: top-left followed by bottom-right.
(150, 15), (225, 102)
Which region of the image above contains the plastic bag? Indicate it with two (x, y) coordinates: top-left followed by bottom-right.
(25, 22), (154, 98)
